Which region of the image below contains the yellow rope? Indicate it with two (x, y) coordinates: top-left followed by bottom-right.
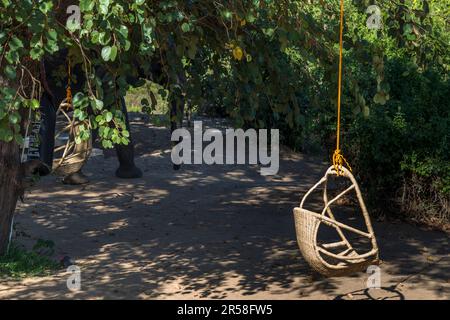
(333, 0), (352, 176)
(66, 58), (73, 105)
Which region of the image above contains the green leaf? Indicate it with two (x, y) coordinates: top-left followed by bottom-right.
(99, 0), (110, 15)
(122, 130), (130, 138)
(9, 112), (20, 124)
(101, 46), (112, 61)
(14, 133), (24, 145)
(92, 98), (104, 110)
(121, 137), (129, 145)
(105, 112), (113, 122)
(9, 36), (23, 50)
(0, 127), (14, 142)
(102, 139), (113, 149)
(181, 22), (191, 33)
(4, 65), (16, 79)
(46, 29), (57, 41)
(110, 45), (118, 62)
(373, 92), (387, 105)
(80, 0), (95, 11)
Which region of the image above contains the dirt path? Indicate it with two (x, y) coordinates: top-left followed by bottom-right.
(0, 115), (448, 300)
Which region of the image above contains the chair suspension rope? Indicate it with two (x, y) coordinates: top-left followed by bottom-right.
(66, 58), (73, 105)
(333, 0), (352, 175)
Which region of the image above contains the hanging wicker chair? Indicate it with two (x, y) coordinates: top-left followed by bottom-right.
(52, 99), (92, 176)
(293, 166), (379, 277)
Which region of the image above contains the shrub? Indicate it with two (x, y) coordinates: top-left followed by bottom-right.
(0, 241), (59, 278)
(347, 59), (449, 227)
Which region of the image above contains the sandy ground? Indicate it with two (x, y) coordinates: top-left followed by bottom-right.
(0, 115), (449, 300)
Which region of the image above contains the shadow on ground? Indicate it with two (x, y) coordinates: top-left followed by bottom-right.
(2, 115), (448, 300)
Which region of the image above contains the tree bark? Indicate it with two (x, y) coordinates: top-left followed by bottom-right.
(0, 32), (41, 256)
(0, 140), (22, 255)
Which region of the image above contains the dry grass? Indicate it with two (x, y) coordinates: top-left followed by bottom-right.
(398, 175), (450, 232)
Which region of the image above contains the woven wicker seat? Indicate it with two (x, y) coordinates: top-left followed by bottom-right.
(52, 100), (92, 176)
(293, 166), (379, 277)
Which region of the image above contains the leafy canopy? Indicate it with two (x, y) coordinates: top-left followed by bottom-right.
(0, 0), (448, 149)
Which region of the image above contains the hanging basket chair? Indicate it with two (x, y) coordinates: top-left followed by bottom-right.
(52, 99), (92, 176)
(293, 166), (379, 277)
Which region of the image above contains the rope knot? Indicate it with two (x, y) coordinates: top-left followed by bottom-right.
(333, 149), (352, 176)
(66, 86), (72, 105)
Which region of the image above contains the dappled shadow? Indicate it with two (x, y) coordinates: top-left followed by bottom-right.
(334, 287), (405, 300)
(3, 115), (449, 299)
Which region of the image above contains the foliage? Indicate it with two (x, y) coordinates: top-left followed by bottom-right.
(0, 241), (59, 278)
(0, 0), (449, 225)
(338, 0), (449, 225)
(346, 54), (449, 224)
(0, 0), (319, 147)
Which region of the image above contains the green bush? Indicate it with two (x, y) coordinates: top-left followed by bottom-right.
(347, 59), (449, 225)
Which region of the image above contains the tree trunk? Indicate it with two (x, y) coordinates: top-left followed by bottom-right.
(0, 140), (22, 255)
(0, 36), (41, 256)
